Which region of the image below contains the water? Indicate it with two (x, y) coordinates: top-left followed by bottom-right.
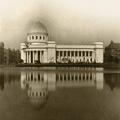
(0, 67), (120, 120)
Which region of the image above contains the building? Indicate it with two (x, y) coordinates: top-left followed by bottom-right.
(104, 41), (120, 63)
(4, 48), (21, 64)
(20, 21), (104, 64)
(4, 48), (9, 64)
(0, 42), (4, 64)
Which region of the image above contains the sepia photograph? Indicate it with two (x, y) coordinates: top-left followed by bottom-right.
(0, 0), (120, 120)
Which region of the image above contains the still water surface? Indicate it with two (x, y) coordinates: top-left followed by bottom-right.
(0, 67), (120, 120)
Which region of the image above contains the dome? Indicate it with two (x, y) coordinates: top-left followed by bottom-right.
(29, 96), (48, 109)
(29, 21), (47, 34)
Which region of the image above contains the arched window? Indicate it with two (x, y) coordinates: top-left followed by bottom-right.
(40, 36), (41, 39)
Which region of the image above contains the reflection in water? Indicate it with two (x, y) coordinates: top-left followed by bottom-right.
(0, 73), (4, 90)
(0, 72), (20, 91)
(105, 73), (120, 90)
(21, 68), (104, 108)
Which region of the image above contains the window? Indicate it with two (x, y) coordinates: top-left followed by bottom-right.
(36, 36), (38, 39)
(36, 92), (38, 96)
(43, 36), (45, 40)
(40, 36), (41, 39)
(32, 36), (34, 39)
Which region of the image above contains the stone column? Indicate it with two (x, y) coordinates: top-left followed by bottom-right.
(92, 51), (95, 63)
(62, 51), (64, 58)
(41, 51), (43, 63)
(40, 51), (41, 63)
(66, 51), (68, 58)
(29, 51), (31, 63)
(33, 51), (35, 63)
(27, 51), (29, 63)
(44, 50), (48, 63)
(34, 51), (38, 62)
(26, 51), (27, 63)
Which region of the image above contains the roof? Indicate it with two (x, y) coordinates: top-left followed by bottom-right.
(29, 21), (48, 34)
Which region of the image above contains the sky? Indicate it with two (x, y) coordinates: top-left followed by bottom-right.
(0, 0), (120, 48)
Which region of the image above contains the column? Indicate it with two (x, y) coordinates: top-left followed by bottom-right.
(70, 51), (71, 60)
(74, 51), (75, 63)
(36, 51), (38, 61)
(29, 51), (31, 63)
(62, 51), (64, 58)
(84, 51), (86, 63)
(66, 51), (68, 58)
(40, 51), (41, 63)
(42, 51), (44, 63)
(28, 51), (29, 63)
(38, 51), (40, 63)
(58, 51), (60, 62)
(27, 51), (29, 63)
(32, 51), (34, 63)
(26, 51), (27, 63)
(92, 51), (95, 63)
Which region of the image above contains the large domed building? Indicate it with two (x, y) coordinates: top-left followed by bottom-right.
(20, 21), (103, 63)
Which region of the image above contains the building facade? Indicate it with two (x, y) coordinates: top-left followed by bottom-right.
(20, 21), (104, 64)
(0, 42), (4, 64)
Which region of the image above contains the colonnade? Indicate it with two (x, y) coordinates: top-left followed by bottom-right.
(25, 72), (95, 83)
(26, 73), (45, 82)
(56, 72), (95, 82)
(25, 50), (44, 63)
(56, 50), (95, 63)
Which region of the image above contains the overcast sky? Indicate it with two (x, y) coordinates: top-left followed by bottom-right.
(0, 0), (120, 48)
